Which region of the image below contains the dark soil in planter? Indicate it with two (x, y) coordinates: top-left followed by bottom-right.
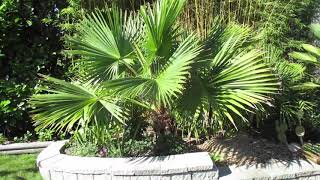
(199, 133), (303, 166)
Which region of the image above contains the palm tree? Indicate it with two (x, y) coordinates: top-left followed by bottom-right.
(31, 0), (277, 147)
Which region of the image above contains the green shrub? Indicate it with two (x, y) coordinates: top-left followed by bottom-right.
(30, 0), (277, 156)
(0, 133), (7, 144)
(0, 0), (83, 139)
(13, 131), (33, 143)
(36, 129), (55, 142)
(65, 141), (98, 157)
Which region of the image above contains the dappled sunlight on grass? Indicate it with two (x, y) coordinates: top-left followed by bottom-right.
(0, 154), (41, 180)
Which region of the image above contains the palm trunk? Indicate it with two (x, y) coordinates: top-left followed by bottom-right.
(152, 106), (177, 154)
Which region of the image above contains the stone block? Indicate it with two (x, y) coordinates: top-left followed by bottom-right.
(150, 176), (171, 180)
(160, 155), (189, 175)
(112, 176), (124, 180)
(93, 174), (112, 180)
(192, 170), (219, 180)
(39, 167), (51, 180)
(62, 172), (77, 180)
(78, 174), (94, 180)
(128, 176), (151, 180)
(50, 170), (64, 180)
(171, 173), (192, 180)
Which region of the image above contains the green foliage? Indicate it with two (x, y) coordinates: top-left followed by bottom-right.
(65, 126), (154, 157)
(154, 134), (191, 156)
(0, 133), (7, 144)
(210, 152), (224, 163)
(275, 120), (288, 144)
(176, 23), (277, 138)
(0, 80), (36, 138)
(31, 0), (277, 154)
(303, 143), (320, 155)
(0, 0), (83, 138)
(31, 76), (126, 132)
(124, 138), (154, 157)
(256, 23), (320, 143)
(13, 131), (33, 143)
(36, 129), (55, 142)
(179, 0), (315, 45)
(65, 141), (98, 157)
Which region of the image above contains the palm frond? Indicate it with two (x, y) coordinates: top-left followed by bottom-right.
(105, 34), (201, 107)
(155, 34), (201, 106)
(67, 7), (135, 80)
(31, 77), (126, 132)
(140, 0), (186, 57)
(178, 27), (278, 129)
(265, 45), (305, 83)
(208, 50), (278, 126)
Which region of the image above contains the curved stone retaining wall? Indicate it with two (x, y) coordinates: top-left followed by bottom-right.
(37, 141), (219, 180)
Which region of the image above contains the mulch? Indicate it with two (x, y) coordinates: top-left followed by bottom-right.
(198, 133), (302, 166)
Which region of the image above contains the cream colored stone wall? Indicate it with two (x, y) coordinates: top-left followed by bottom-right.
(37, 141), (219, 180)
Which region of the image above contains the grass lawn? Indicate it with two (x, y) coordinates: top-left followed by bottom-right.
(0, 153), (41, 180)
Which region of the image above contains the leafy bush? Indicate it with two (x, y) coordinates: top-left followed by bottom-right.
(64, 141), (98, 157)
(13, 131), (33, 143)
(0, 133), (7, 144)
(254, 23), (320, 144)
(0, 0), (85, 139)
(36, 129), (55, 142)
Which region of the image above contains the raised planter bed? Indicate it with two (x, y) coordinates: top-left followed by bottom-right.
(37, 141), (219, 180)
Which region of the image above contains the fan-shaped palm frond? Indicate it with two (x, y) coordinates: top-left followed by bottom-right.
(31, 76), (126, 132)
(178, 26), (278, 129)
(140, 0), (186, 58)
(105, 34), (201, 107)
(209, 50), (278, 126)
(67, 7), (136, 81)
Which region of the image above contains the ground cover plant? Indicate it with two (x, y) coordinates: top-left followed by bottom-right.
(30, 0), (278, 157)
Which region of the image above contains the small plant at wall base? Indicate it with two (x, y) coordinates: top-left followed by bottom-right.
(31, 0), (277, 157)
